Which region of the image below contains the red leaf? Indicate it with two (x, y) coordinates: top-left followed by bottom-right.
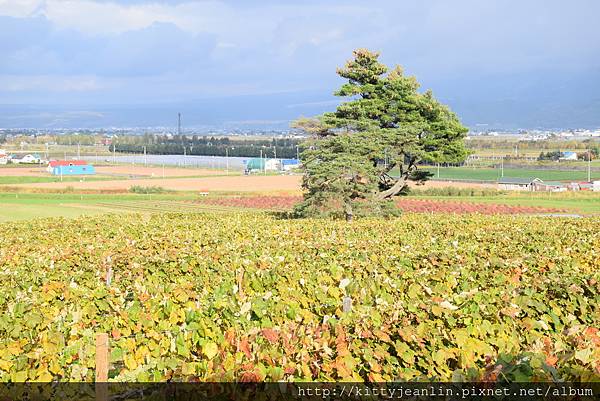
(239, 339), (252, 359)
(261, 328), (279, 344)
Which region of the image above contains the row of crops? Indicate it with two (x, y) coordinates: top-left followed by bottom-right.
(0, 212), (598, 382)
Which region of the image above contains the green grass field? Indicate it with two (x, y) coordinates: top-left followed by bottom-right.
(1, 190), (598, 222)
(0, 175), (113, 185)
(423, 166), (600, 182)
(0, 192), (220, 221)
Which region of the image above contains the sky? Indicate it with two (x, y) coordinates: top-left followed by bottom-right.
(1, 0), (599, 129)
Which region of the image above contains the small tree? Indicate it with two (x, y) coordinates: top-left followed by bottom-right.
(293, 49), (469, 220)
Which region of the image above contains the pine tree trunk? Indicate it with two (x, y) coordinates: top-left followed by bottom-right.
(376, 176), (407, 200)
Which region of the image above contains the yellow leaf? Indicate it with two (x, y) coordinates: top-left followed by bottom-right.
(49, 359), (63, 375)
(203, 342), (219, 359)
(36, 367), (53, 382)
(0, 359), (13, 372)
(12, 370), (28, 382)
(124, 354), (138, 370)
(181, 362), (196, 376)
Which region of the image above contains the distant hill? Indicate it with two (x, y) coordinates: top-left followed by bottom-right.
(1, 69), (599, 130)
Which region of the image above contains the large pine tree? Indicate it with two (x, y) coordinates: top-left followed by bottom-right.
(293, 49), (469, 220)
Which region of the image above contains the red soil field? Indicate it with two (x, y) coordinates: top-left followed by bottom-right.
(197, 196), (565, 215)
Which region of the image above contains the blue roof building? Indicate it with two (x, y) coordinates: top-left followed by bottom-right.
(51, 164), (96, 176)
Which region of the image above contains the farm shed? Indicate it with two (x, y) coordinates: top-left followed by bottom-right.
(245, 158), (281, 172)
(281, 158), (300, 171)
(48, 160), (96, 176)
(498, 177), (543, 191)
(536, 181), (567, 192)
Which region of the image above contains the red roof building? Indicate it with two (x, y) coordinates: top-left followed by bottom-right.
(48, 160), (89, 167)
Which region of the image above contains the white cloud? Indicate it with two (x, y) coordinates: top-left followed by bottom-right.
(43, 0), (174, 35)
(38, 1), (372, 49)
(0, 0), (44, 17)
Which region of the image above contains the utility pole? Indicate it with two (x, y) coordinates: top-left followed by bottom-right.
(226, 147), (229, 175)
(501, 155), (504, 178)
(588, 148), (592, 182)
(77, 143), (80, 159)
(178, 113), (181, 136)
(144, 146), (147, 166)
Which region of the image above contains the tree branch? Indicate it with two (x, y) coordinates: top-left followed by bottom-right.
(375, 176), (407, 200)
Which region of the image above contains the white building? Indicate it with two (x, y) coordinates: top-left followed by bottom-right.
(559, 151), (578, 161)
(0, 149), (7, 165)
(12, 154), (42, 164)
(498, 177), (543, 191)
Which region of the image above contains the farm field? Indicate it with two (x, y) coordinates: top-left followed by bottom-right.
(422, 166), (600, 182)
(411, 194), (600, 215)
(3, 174), (303, 193)
(0, 213), (598, 382)
(196, 195), (576, 215)
(0, 176), (115, 185)
(0, 171), (497, 194)
(0, 193), (193, 222)
(1, 190), (599, 222)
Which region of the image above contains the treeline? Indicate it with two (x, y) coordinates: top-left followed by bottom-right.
(113, 135), (303, 158)
(55, 135), (98, 145)
(468, 138), (599, 151)
(538, 148), (598, 161)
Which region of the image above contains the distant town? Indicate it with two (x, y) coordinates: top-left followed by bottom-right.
(1, 127), (600, 141)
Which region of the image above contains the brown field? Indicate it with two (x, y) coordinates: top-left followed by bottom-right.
(409, 180), (496, 189)
(3, 174), (497, 194)
(197, 195), (565, 215)
(0, 167), (48, 176)
(7, 175), (304, 193)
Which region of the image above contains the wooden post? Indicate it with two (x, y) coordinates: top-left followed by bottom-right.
(237, 268), (245, 301)
(95, 333), (109, 401)
(342, 296), (352, 313)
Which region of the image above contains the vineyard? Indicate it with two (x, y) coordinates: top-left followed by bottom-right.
(0, 212), (598, 382)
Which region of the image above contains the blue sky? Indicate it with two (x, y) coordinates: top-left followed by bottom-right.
(1, 0), (599, 129)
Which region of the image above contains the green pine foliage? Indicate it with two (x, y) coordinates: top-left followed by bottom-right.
(293, 49), (469, 220)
